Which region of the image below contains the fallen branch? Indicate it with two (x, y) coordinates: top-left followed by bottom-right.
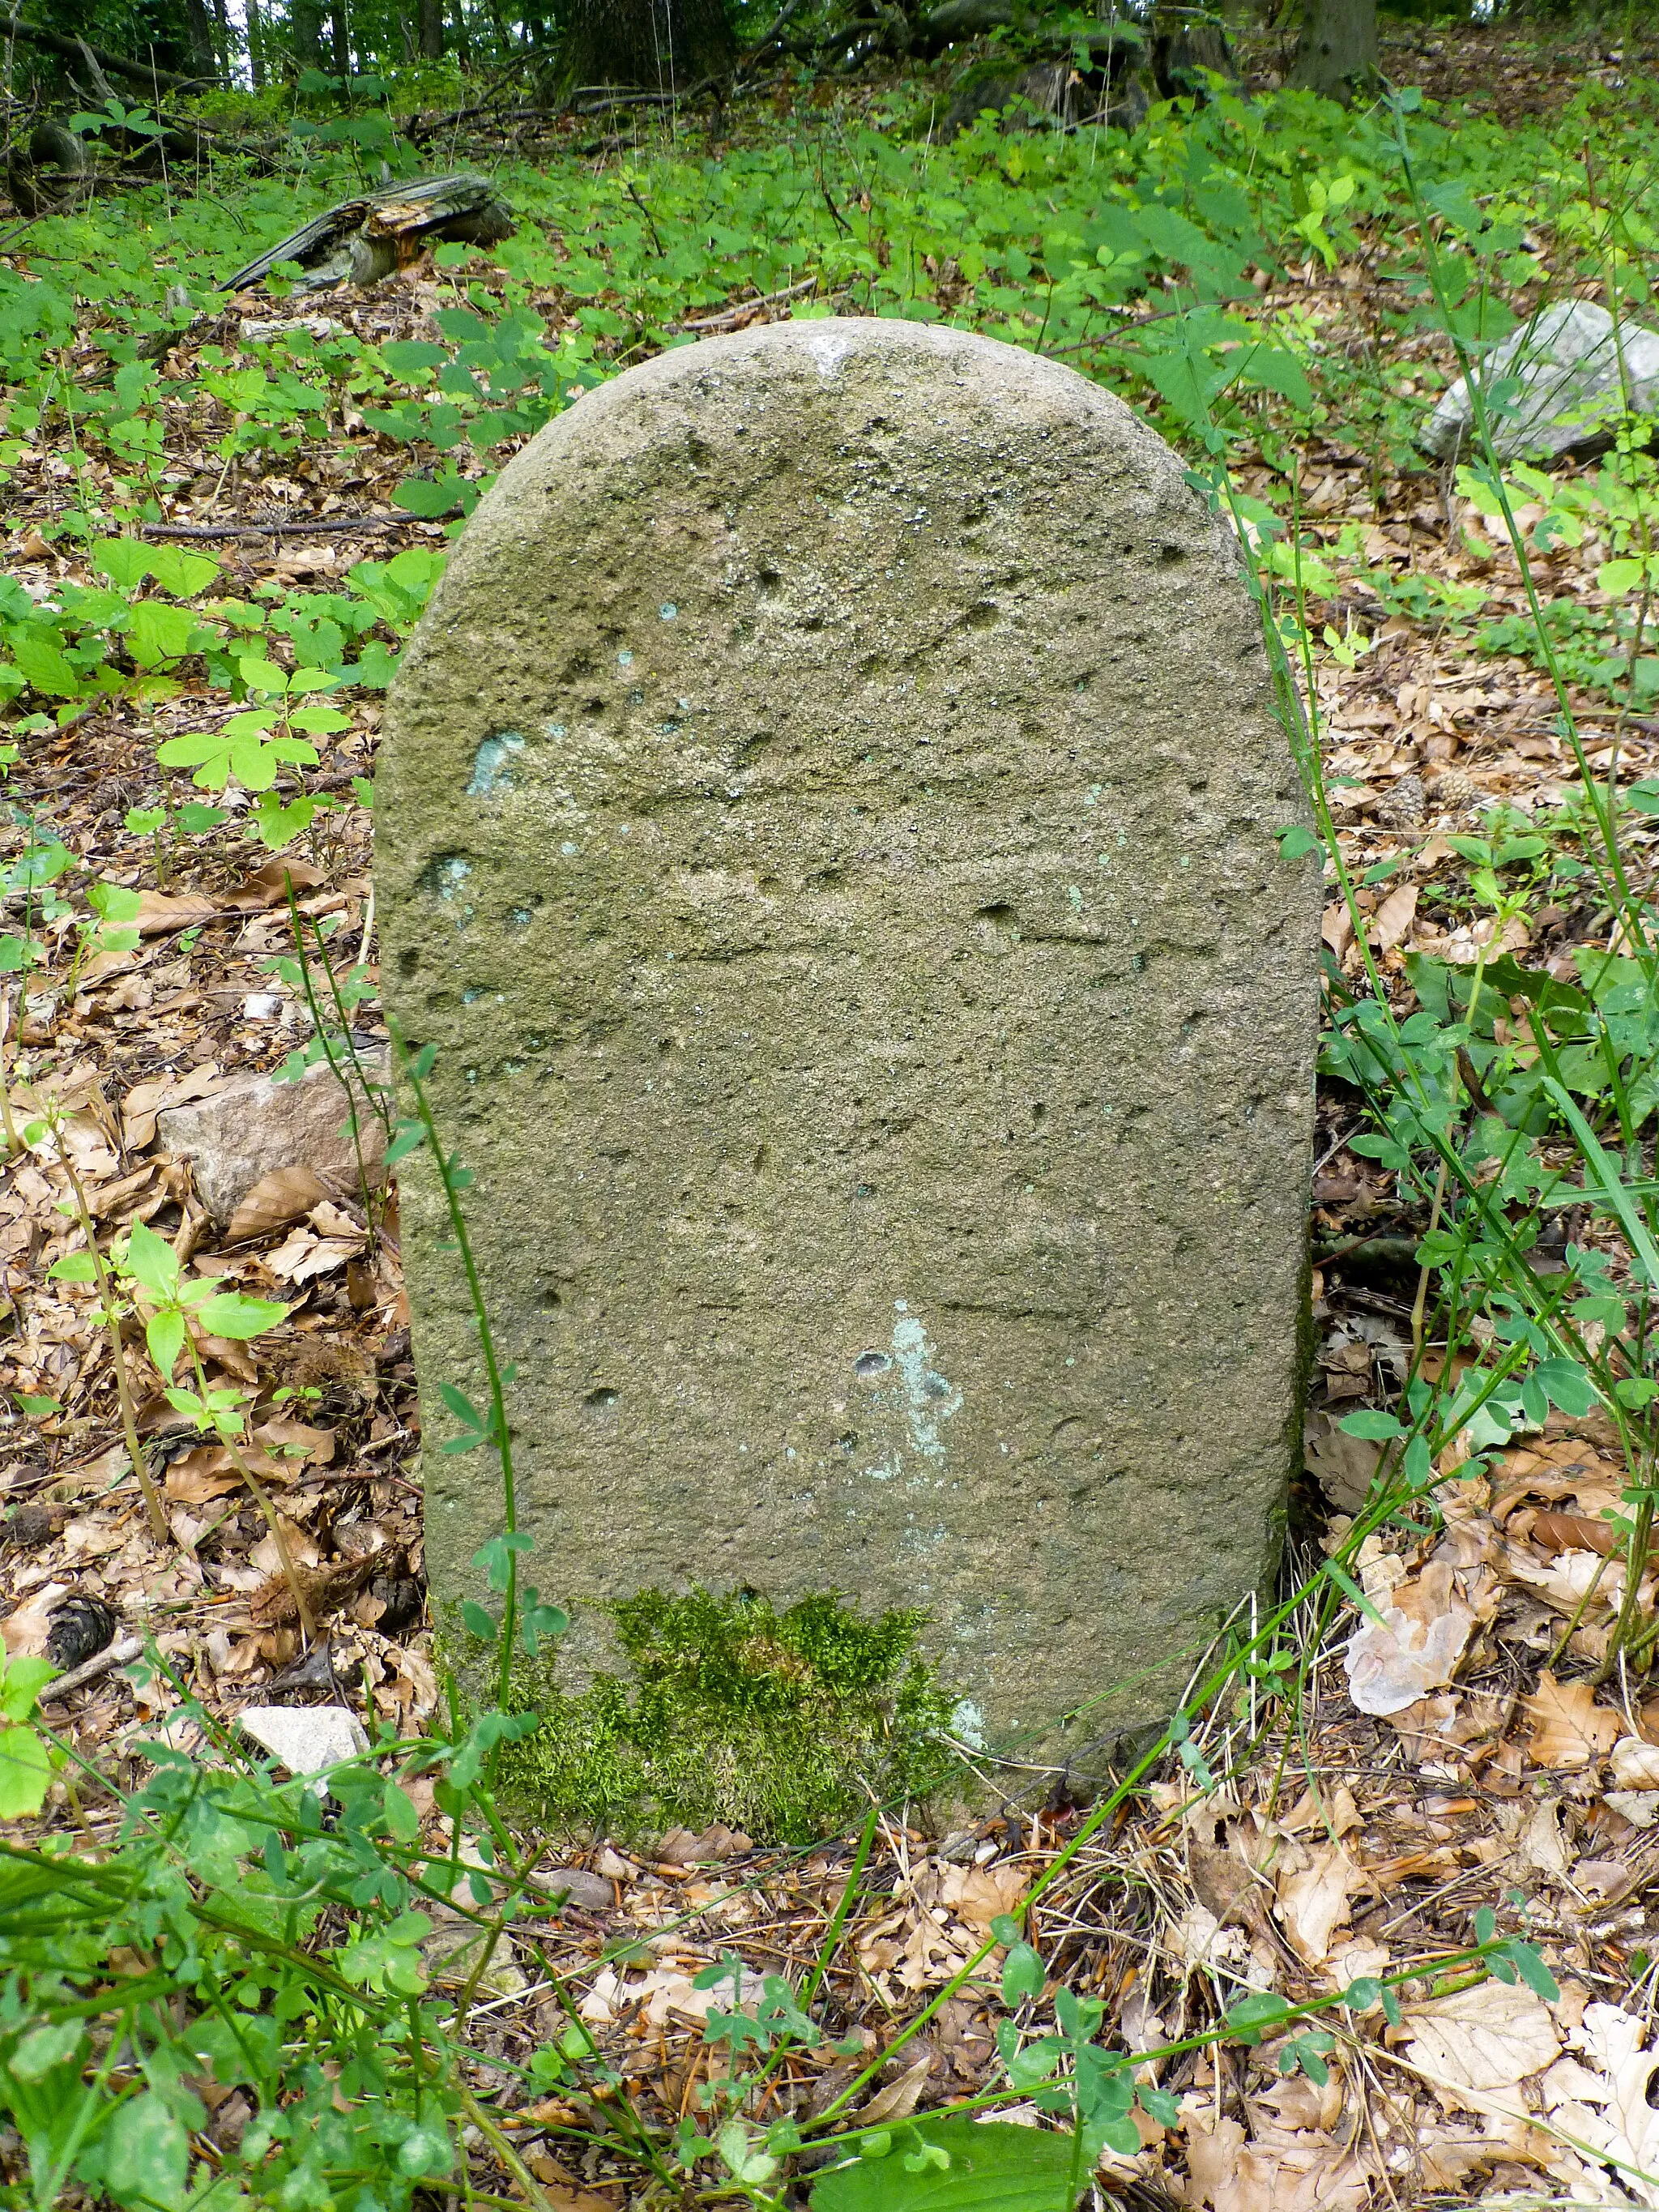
(7, 16), (218, 94)
(142, 515), (407, 540)
(678, 276), (822, 332)
(38, 1634), (143, 1704)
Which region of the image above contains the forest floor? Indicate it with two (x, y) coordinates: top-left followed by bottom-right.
(8, 16), (1659, 2210)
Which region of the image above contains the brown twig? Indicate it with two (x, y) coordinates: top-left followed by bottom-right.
(38, 1634), (143, 1703)
(141, 515), (407, 540)
(678, 276), (822, 332)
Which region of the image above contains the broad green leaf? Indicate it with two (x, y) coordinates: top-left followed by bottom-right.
(393, 472), (471, 518)
(383, 1774), (422, 1840)
(125, 599), (198, 668)
(440, 1381), (488, 1431)
(87, 882), (143, 922)
(102, 2091), (190, 2210)
(1598, 557), (1646, 596)
(249, 794), (317, 849)
(0, 1654), (56, 1721)
(1533, 1357), (1597, 1418)
(1337, 1409), (1402, 1440)
(125, 1219), (180, 1296)
(1002, 1942), (1046, 2005)
(811, 2118), (1082, 2210)
(155, 730), (223, 771)
(194, 1292), (288, 1340)
(10, 2017), (83, 2082)
(146, 1309), (187, 1377)
(146, 544), (220, 598)
(49, 1249), (99, 1283)
(91, 537), (154, 590)
(11, 634), (82, 698)
(383, 338), (447, 378)
(1505, 1939), (1560, 2002)
(239, 656), (289, 695)
(0, 1720), (51, 1817)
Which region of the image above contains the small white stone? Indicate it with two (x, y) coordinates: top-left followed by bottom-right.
(238, 1705), (369, 1774)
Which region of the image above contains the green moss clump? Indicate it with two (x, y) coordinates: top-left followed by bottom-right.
(497, 1588), (957, 1843)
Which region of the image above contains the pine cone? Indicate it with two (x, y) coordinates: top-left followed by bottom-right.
(45, 1593), (117, 1671)
(1429, 767), (1482, 809)
(1375, 772), (1427, 830)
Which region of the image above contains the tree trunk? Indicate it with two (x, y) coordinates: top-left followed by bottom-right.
(559, 0), (736, 89)
(182, 0), (217, 77)
(1149, 6), (1237, 98)
(419, 0), (445, 57)
(329, 0), (351, 75)
(1290, 0), (1376, 102)
(292, 0), (325, 69)
(245, 0), (266, 85)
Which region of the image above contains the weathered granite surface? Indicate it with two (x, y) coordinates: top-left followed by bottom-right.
(377, 317), (1320, 1774)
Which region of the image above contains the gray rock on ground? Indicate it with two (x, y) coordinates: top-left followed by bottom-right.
(1422, 299), (1659, 461)
(378, 316), (1321, 1785)
(157, 1045), (390, 1223)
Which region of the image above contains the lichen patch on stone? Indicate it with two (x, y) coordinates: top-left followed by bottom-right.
(466, 729), (526, 796)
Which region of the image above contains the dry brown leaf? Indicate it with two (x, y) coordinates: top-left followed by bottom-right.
(264, 1226), (364, 1283)
(1302, 1413), (1380, 1514)
(1274, 1842), (1363, 1967)
(522, 2155), (618, 2212)
(251, 1418), (336, 1468)
(1540, 2001), (1659, 2209)
(937, 1860), (1028, 1932)
(1531, 1510), (1618, 1557)
(134, 888), (221, 937)
(1402, 1979), (1560, 2116)
(1181, 2114), (1370, 2211)
(1344, 1557), (1475, 1715)
(224, 858), (326, 910)
(0, 1582), (69, 1657)
(1525, 1673), (1622, 1767)
(122, 1065), (227, 1150)
(1611, 1738), (1659, 1789)
(855, 2055), (934, 2129)
(1371, 880), (1418, 950)
(227, 1165), (328, 1243)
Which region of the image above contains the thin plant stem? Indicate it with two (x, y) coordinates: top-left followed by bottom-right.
(185, 1331), (318, 1640)
(390, 1018), (521, 1700)
(56, 1149), (167, 1542)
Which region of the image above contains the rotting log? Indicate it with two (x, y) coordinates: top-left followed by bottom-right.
(6, 17), (219, 93)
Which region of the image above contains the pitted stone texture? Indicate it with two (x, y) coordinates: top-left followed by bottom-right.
(378, 318), (1320, 1770)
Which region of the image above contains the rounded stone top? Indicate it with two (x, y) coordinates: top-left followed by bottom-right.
(467, 314), (1215, 556)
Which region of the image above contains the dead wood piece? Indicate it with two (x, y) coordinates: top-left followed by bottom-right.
(6, 120), (90, 218)
(142, 515), (404, 540)
(679, 276), (822, 332)
(38, 1633), (143, 1704)
(220, 173), (515, 298)
(6, 18), (218, 95)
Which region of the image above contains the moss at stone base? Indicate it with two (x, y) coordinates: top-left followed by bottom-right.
(496, 1588), (959, 1843)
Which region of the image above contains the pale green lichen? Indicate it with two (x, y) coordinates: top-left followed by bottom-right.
(494, 1587), (959, 1843)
